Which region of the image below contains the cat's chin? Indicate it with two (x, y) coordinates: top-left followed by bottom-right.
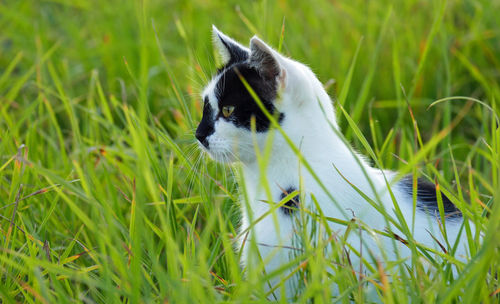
(198, 142), (255, 164)
(203, 149), (238, 164)
(205, 149), (257, 165)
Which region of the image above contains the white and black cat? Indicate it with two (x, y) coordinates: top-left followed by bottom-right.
(196, 26), (470, 298)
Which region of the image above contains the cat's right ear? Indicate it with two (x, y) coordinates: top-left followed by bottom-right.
(212, 25), (249, 66)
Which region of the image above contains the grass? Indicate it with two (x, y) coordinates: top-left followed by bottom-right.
(1, 0), (499, 302)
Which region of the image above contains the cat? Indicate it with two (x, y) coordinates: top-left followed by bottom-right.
(195, 26), (471, 299)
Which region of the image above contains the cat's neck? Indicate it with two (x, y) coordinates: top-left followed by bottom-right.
(240, 135), (301, 195)
(239, 126), (345, 187)
(239, 121), (389, 210)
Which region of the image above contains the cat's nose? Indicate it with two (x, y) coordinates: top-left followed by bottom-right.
(196, 116), (214, 148)
(195, 130), (209, 148)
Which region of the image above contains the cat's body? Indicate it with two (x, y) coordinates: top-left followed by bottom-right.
(196, 26), (470, 298)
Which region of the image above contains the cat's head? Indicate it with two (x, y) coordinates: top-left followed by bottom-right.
(196, 26), (336, 164)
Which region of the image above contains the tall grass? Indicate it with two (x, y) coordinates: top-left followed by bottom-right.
(1, 0), (499, 302)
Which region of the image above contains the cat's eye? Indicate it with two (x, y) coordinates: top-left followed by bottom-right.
(222, 105), (235, 118)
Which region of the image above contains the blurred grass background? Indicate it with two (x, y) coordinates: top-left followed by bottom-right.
(1, 0), (499, 302)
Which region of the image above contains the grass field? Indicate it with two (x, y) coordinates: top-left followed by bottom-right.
(1, 0), (500, 302)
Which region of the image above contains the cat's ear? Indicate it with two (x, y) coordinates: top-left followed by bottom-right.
(249, 36), (285, 86)
(212, 25), (249, 65)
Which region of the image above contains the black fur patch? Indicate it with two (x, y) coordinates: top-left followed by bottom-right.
(195, 96), (215, 147)
(400, 176), (462, 219)
(280, 187), (299, 215)
(215, 63), (283, 132)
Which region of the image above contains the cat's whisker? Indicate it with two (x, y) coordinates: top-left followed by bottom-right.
(186, 153), (202, 194)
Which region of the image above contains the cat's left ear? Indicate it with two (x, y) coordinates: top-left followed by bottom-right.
(212, 25), (249, 65)
(249, 36), (286, 88)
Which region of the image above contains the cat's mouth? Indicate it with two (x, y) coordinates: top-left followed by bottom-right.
(197, 140), (237, 164)
(203, 150), (237, 164)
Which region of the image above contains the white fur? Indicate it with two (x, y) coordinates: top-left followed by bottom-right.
(200, 29), (471, 299)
